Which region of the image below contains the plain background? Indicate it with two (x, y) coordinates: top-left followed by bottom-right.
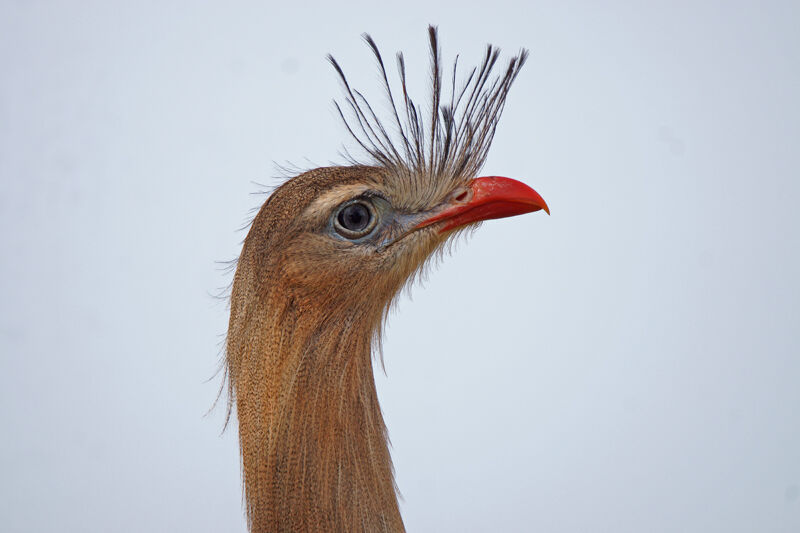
(1, 1), (798, 532)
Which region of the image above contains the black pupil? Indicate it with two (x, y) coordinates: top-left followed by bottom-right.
(338, 203), (370, 232)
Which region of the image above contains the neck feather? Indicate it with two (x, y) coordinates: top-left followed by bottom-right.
(228, 287), (404, 533)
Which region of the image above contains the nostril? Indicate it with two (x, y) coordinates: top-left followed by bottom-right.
(453, 189), (470, 203)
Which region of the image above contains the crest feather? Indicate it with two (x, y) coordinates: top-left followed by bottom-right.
(327, 26), (528, 193)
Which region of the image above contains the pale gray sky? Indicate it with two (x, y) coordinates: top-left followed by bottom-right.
(1, 1), (798, 532)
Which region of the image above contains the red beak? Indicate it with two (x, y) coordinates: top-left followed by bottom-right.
(418, 176), (549, 233)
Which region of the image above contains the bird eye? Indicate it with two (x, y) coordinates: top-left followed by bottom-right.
(334, 201), (377, 239)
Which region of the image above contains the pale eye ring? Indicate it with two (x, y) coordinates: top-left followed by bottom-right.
(333, 200), (378, 239)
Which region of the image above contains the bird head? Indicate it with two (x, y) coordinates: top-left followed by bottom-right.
(246, 166), (547, 326)
(234, 27), (548, 337)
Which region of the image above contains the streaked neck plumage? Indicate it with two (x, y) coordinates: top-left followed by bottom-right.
(227, 250), (404, 533)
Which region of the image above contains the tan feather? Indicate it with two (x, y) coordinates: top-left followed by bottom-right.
(224, 28), (537, 533)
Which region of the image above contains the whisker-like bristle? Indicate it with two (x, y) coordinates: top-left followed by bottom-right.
(329, 26), (528, 196)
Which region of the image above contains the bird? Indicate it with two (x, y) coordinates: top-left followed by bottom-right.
(222, 26), (549, 533)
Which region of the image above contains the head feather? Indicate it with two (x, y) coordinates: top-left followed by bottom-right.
(328, 25), (528, 197)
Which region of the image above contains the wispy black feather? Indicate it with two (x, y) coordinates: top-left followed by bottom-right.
(328, 26), (528, 199)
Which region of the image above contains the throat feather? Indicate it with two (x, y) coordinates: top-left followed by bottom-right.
(232, 297), (404, 533)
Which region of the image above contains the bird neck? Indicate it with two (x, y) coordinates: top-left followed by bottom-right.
(233, 291), (404, 533)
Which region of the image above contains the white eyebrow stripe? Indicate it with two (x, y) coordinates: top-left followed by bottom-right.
(304, 184), (374, 220)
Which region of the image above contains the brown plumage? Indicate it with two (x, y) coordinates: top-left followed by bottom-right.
(223, 27), (548, 533)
